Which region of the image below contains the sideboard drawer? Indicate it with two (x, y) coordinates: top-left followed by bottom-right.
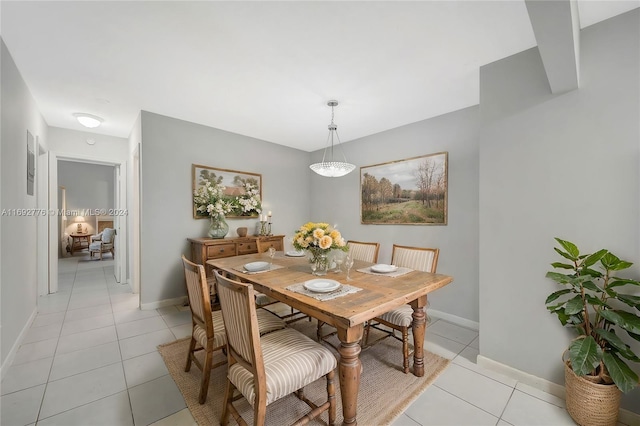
(188, 235), (285, 277)
(237, 241), (258, 254)
(207, 244), (237, 259)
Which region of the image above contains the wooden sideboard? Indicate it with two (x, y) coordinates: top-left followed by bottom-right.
(188, 235), (285, 276)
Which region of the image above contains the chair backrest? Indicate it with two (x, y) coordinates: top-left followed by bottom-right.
(347, 240), (380, 263)
(182, 255), (214, 337)
(391, 244), (439, 273)
(255, 239), (269, 254)
(215, 270), (265, 386)
(102, 228), (116, 244)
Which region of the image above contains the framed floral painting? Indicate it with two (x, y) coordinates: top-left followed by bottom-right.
(360, 152), (448, 225)
(192, 164), (262, 219)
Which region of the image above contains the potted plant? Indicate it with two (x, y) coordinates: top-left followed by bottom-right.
(545, 238), (640, 425)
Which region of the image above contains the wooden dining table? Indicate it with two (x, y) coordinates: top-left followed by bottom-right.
(207, 252), (453, 426)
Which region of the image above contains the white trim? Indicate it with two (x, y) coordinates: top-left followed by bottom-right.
(0, 308), (37, 381)
(477, 355), (640, 423)
(47, 151), (130, 293)
(140, 296), (187, 311)
(477, 355), (565, 398)
(429, 309), (479, 331)
(619, 408), (640, 426)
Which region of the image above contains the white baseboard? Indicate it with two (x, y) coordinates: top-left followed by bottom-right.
(477, 355), (566, 398)
(477, 355), (640, 424)
(140, 296), (187, 311)
(429, 309), (479, 331)
(1, 307), (37, 381)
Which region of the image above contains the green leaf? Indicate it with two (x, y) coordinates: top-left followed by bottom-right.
(595, 329), (640, 361)
(551, 262), (575, 270)
(602, 352), (639, 393)
(557, 311), (570, 326)
(565, 296), (584, 315)
(554, 247), (577, 262)
(555, 238), (579, 258)
(610, 261), (633, 271)
(545, 271), (574, 284)
(585, 294), (606, 306)
(583, 249), (608, 267)
(609, 278), (640, 289)
(601, 252), (621, 269)
(581, 268), (604, 278)
(582, 281), (602, 293)
(617, 294), (640, 310)
(600, 310), (640, 334)
(616, 311), (640, 334)
(546, 289), (572, 304)
(569, 336), (603, 376)
(600, 310), (625, 327)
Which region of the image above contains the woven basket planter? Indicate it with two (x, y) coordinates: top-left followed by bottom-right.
(564, 361), (621, 426)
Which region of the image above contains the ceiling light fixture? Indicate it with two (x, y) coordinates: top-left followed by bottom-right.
(309, 100), (356, 178)
(73, 113), (103, 128)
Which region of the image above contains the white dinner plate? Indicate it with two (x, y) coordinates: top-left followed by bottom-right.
(286, 250), (306, 257)
(370, 264), (399, 273)
(244, 261), (270, 272)
(304, 279), (341, 293)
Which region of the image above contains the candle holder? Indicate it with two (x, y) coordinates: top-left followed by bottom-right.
(267, 222), (272, 236)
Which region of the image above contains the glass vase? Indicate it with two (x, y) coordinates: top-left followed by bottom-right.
(308, 250), (329, 276)
(208, 213), (229, 239)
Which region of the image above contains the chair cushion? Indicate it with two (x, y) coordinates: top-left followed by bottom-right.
(102, 228), (115, 243)
(255, 292), (276, 306)
(194, 311), (227, 349)
(228, 327), (337, 406)
(89, 242), (102, 251)
(193, 310), (284, 350)
(256, 309), (287, 335)
(377, 305), (424, 327)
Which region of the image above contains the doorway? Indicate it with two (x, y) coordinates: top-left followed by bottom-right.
(45, 152), (129, 298)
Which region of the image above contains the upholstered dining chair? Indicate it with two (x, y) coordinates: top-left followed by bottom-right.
(215, 269), (337, 426)
(89, 227), (116, 260)
(317, 240), (381, 344)
(254, 239), (308, 324)
(363, 244), (440, 373)
(181, 256), (286, 404)
(346, 240), (380, 263)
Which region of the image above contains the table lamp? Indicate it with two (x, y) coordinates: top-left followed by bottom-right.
(75, 216), (86, 233)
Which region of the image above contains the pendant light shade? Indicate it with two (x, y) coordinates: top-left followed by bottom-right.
(310, 101), (356, 177)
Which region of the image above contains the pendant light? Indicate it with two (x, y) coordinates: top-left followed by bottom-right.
(309, 100), (356, 177)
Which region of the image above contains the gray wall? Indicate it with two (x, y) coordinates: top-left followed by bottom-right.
(0, 39), (49, 367)
(139, 111), (312, 307)
(478, 10), (639, 412)
(58, 161), (115, 214)
(58, 161), (114, 240)
(310, 106), (480, 322)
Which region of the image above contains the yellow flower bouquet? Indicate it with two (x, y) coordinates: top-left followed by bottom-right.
(292, 222), (348, 275)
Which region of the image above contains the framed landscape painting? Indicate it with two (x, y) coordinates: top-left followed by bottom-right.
(360, 152), (448, 225)
(192, 164), (262, 219)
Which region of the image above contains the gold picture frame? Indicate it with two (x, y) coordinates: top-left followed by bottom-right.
(192, 164), (262, 219)
(360, 152), (448, 225)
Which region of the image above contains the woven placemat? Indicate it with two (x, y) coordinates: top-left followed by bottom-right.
(285, 282), (362, 301)
(356, 266), (413, 277)
(158, 320), (449, 426)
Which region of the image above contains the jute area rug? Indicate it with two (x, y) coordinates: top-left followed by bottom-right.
(158, 320), (449, 426)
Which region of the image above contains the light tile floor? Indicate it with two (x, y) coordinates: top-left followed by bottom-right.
(0, 255), (625, 425)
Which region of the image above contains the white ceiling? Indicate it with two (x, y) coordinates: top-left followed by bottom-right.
(2, 1), (638, 151)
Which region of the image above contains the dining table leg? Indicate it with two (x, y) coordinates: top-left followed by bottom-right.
(411, 296), (428, 377)
(336, 324), (363, 426)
